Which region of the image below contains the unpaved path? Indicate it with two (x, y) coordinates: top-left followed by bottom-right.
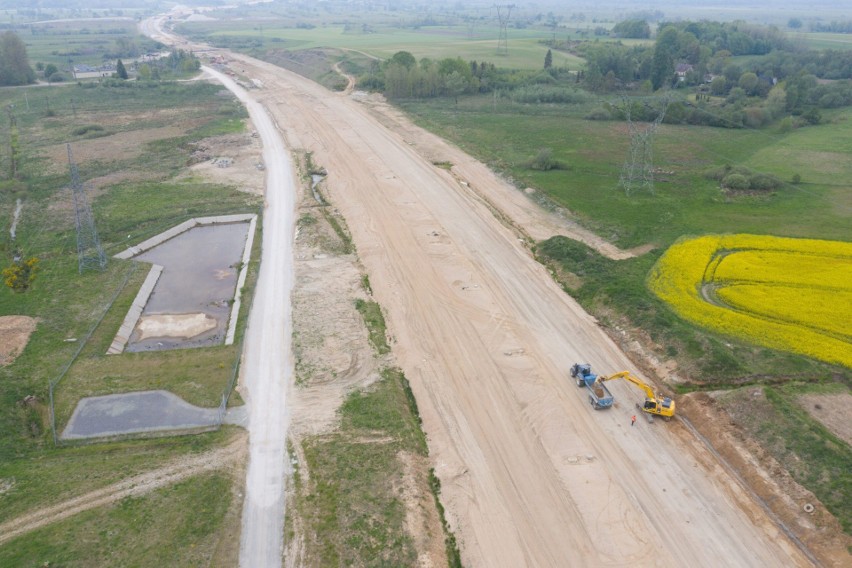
(200, 66), (297, 568)
(0, 436), (245, 546)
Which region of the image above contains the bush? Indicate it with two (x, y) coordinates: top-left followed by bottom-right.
(724, 173), (751, 190)
(3, 257), (39, 291)
(585, 106), (614, 120)
(511, 85), (591, 104)
(705, 164), (781, 191)
(749, 172), (782, 191)
(525, 148), (562, 171)
(71, 124), (105, 136)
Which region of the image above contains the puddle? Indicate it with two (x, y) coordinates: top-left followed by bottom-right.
(310, 173), (326, 204)
(9, 198), (21, 240)
(127, 222), (249, 351)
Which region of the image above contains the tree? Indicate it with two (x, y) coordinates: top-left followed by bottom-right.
(544, 49), (552, 69)
(710, 75), (727, 95)
(115, 59), (128, 80)
(43, 63), (58, 79)
(612, 19), (651, 39)
(788, 18), (803, 30)
(444, 71), (467, 104)
(651, 26), (678, 90)
(738, 72), (759, 95)
(137, 63), (152, 80)
(389, 51), (416, 70)
(0, 31), (35, 86)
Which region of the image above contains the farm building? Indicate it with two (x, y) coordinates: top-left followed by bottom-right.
(72, 64), (116, 80)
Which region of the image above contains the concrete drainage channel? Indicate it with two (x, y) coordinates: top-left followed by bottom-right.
(60, 214), (256, 441)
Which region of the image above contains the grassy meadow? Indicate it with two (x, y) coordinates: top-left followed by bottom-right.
(178, 19), (583, 70)
(719, 382), (852, 534)
(23, 18), (160, 70)
(401, 96), (852, 247)
(0, 470), (241, 567)
(0, 76), (258, 560)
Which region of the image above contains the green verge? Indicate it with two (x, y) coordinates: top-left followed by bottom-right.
(294, 302), (462, 564)
(354, 299), (390, 355)
(296, 368), (426, 566)
(0, 471), (238, 568)
(717, 384), (852, 534)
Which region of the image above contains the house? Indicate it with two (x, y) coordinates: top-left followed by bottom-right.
(72, 64), (116, 80)
(675, 63), (694, 82)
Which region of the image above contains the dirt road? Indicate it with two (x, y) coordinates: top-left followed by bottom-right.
(230, 56), (810, 566)
(146, 14), (812, 566)
(202, 67), (297, 568)
(0, 436), (245, 546)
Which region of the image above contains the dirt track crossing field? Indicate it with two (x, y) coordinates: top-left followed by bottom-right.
(0, 437), (245, 546)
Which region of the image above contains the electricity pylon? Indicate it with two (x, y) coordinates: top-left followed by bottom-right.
(68, 144), (106, 273)
(618, 95), (670, 195)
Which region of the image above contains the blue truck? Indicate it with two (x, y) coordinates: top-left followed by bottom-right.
(570, 363), (614, 410)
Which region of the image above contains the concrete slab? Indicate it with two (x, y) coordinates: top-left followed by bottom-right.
(62, 390), (221, 439)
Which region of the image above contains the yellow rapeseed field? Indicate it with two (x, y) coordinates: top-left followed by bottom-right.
(648, 234), (852, 368)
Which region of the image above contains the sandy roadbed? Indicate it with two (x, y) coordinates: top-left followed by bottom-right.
(220, 53), (812, 566)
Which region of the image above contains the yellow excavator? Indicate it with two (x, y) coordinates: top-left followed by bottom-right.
(598, 371), (676, 420)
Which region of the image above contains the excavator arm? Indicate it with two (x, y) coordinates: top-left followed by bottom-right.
(598, 371), (675, 419)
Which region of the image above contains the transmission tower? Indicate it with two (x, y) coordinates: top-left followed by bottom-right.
(67, 144), (106, 273)
(618, 95), (671, 195)
(495, 4), (515, 56)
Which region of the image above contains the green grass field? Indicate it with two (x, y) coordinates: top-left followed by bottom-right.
(400, 95), (852, 248)
(178, 20), (583, 70)
(0, 470), (240, 567)
(797, 32), (852, 51)
(0, 80), (259, 560)
(22, 18), (161, 72)
(0, 80), (258, 440)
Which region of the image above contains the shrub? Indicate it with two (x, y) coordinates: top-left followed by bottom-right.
(3, 257), (39, 291)
(749, 172), (782, 191)
(71, 124), (105, 136)
(585, 106), (614, 120)
(528, 148), (554, 171)
(723, 173), (751, 190)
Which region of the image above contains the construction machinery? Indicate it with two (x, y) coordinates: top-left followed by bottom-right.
(598, 370), (675, 420)
(570, 363), (614, 410)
